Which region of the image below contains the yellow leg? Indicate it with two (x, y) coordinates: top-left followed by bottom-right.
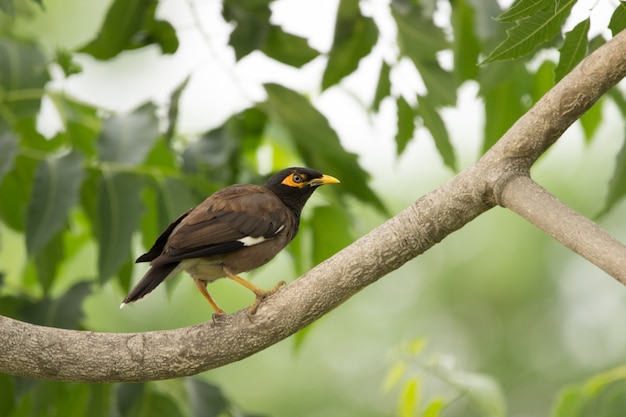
(222, 266), (285, 315)
(194, 278), (226, 317)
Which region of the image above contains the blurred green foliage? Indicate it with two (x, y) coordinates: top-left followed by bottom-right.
(1, 0), (626, 416)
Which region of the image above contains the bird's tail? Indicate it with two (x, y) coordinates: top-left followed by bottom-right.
(120, 262), (179, 308)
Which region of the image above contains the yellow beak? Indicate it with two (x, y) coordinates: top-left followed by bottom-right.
(310, 174), (340, 186)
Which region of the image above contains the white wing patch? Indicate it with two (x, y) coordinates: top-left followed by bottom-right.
(238, 235), (268, 246)
(238, 224), (284, 246)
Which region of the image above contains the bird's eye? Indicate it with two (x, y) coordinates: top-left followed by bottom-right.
(292, 174), (303, 183)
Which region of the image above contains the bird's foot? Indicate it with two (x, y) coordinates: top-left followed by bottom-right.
(246, 280), (286, 316)
(211, 308), (226, 324)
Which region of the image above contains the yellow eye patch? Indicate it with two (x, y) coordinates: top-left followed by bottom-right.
(281, 173), (308, 188)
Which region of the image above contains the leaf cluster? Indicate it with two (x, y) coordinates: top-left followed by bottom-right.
(383, 338), (506, 417)
(0, 374), (261, 417)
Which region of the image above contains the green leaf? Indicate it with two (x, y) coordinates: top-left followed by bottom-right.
(116, 383), (184, 417)
(229, 106), (268, 163)
(417, 95), (456, 170)
(85, 384), (113, 417)
(322, 0), (378, 90)
(20, 381), (90, 417)
(495, 0), (552, 23)
(155, 177), (195, 232)
(531, 59), (556, 102)
(0, 374), (15, 416)
(422, 398), (446, 417)
(222, 0), (272, 60)
(584, 366), (626, 393)
(609, 2), (626, 37)
(54, 48), (83, 77)
(34, 231), (65, 294)
(96, 172), (144, 281)
(285, 220), (308, 276)
(0, 155), (37, 230)
(0, 38), (49, 121)
(0, 294), (22, 320)
(479, 61), (531, 151)
(264, 83), (385, 213)
(20, 282), (92, 328)
(609, 88), (626, 117)
(395, 96), (415, 156)
(292, 323), (314, 353)
(117, 257), (135, 295)
(182, 127), (238, 185)
(185, 378), (230, 417)
(25, 151), (85, 255)
(579, 98), (603, 143)
(79, 0), (178, 59)
(233, 105), (268, 139)
(311, 205), (352, 265)
(0, 0), (14, 15)
(399, 378), (420, 417)
(0, 129), (18, 184)
(588, 34), (606, 54)
(551, 366), (626, 417)
(17, 120), (65, 159)
(482, 0), (576, 64)
(97, 103), (159, 166)
(406, 338), (426, 355)
(451, 0), (480, 81)
(415, 61), (457, 107)
(143, 17), (179, 55)
(49, 94), (101, 157)
(165, 76), (190, 144)
(599, 128), (626, 216)
(393, 3), (448, 61)
(79, 168), (99, 232)
(551, 388), (585, 417)
(372, 61), (391, 112)
(145, 138), (178, 171)
(142, 391), (185, 417)
(393, 3), (457, 106)
(382, 362), (407, 394)
(555, 18), (589, 82)
(117, 383), (146, 416)
(262, 25), (319, 68)
(140, 186), (160, 260)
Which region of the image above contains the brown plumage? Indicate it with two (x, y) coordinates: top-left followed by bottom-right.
(121, 167), (340, 316)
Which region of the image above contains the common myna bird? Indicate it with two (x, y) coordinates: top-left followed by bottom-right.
(121, 167), (340, 316)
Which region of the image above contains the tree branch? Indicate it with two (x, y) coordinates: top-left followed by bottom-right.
(499, 176), (626, 284)
(1, 30), (626, 383)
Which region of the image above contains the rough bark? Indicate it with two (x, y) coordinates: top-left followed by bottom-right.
(1, 30), (626, 383)
(500, 176), (626, 284)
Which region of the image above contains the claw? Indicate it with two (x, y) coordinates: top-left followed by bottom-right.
(247, 280), (286, 315)
(211, 309), (226, 324)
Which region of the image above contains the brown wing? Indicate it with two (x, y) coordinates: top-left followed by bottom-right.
(135, 208), (193, 263)
(149, 184), (293, 266)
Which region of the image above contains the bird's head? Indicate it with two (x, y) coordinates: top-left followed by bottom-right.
(264, 167), (340, 215)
